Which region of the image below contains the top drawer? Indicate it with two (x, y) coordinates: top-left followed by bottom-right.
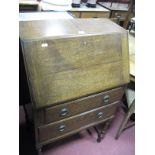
(44, 87), (124, 124)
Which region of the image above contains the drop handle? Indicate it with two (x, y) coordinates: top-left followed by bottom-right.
(103, 95), (110, 103)
(59, 125), (66, 132)
(97, 112), (103, 119)
(60, 108), (68, 116)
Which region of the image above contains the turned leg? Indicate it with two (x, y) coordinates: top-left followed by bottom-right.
(36, 146), (42, 155)
(87, 129), (92, 135)
(94, 120), (112, 143)
(100, 121), (111, 139)
(94, 126), (102, 143)
(37, 148), (42, 155)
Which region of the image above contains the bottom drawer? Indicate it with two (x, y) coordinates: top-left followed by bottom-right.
(38, 102), (119, 143)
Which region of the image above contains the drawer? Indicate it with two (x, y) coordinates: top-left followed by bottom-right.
(38, 101), (119, 142)
(45, 87), (124, 124)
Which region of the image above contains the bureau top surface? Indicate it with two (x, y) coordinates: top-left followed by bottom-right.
(20, 18), (126, 41)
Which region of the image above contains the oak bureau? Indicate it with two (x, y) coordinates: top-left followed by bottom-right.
(19, 18), (130, 154)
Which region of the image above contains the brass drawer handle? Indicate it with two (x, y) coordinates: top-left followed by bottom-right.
(97, 112), (103, 119)
(103, 95), (110, 103)
(59, 125), (66, 132)
(60, 108), (68, 116)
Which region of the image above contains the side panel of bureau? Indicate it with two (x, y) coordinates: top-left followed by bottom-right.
(38, 102), (119, 143)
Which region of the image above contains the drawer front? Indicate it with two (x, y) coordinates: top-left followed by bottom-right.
(38, 102), (119, 142)
(45, 87), (124, 123)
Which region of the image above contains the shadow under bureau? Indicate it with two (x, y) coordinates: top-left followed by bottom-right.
(19, 18), (130, 154)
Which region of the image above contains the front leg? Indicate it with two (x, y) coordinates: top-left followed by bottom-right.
(94, 120), (112, 142)
(100, 121), (111, 139)
(94, 126), (102, 142)
(36, 145), (42, 155)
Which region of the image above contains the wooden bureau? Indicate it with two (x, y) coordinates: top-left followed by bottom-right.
(19, 18), (129, 154)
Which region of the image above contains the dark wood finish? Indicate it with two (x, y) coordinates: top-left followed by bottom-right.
(44, 87), (124, 123)
(19, 19), (129, 153)
(38, 102), (119, 143)
(19, 4), (38, 12)
(19, 40), (31, 105)
(19, 0), (39, 12)
(94, 120), (112, 142)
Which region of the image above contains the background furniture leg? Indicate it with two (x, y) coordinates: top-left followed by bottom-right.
(115, 100), (135, 139)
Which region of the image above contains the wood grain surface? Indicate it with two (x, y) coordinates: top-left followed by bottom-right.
(20, 19), (129, 109)
(38, 101), (119, 143)
(44, 87), (124, 124)
(20, 19), (128, 40)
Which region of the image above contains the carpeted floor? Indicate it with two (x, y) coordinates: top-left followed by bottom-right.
(19, 106), (135, 155)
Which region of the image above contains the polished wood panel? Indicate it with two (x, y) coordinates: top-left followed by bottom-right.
(45, 87), (124, 123)
(19, 19), (128, 40)
(19, 19), (129, 153)
(20, 19), (129, 109)
(38, 102), (119, 142)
